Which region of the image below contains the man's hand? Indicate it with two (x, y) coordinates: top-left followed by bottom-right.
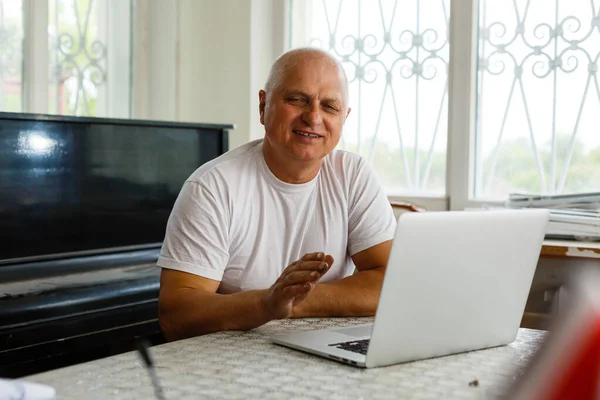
(262, 252), (334, 319)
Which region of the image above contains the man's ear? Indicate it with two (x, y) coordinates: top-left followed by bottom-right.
(259, 90), (266, 125)
(344, 107), (351, 122)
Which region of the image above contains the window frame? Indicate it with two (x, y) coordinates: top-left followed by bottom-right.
(21, 0), (132, 118)
(23, 0), (49, 114)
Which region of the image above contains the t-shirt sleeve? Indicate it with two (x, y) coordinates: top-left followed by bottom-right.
(347, 158), (397, 256)
(157, 180), (229, 281)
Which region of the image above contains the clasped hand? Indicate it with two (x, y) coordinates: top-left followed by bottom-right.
(262, 252), (333, 319)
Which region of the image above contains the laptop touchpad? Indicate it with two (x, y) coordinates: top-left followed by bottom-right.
(333, 325), (373, 337)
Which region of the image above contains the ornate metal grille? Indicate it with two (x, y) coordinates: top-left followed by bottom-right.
(292, 0), (450, 194)
(477, 0), (600, 196)
(0, 0), (23, 112)
(50, 0), (107, 116)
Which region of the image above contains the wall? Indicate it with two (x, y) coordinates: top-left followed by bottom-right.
(132, 0), (179, 122)
(134, 0), (286, 151)
(180, 0), (287, 149)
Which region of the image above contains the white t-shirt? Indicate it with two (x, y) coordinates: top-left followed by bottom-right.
(157, 139), (396, 294)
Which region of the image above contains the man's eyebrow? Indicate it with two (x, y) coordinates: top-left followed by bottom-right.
(283, 90), (342, 104)
(321, 96), (342, 104)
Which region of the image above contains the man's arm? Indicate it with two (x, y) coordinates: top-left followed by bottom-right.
(159, 270), (270, 341)
(158, 253), (331, 341)
(290, 240), (392, 318)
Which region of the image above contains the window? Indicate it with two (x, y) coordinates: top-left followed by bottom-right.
(476, 0), (600, 198)
(290, 0), (449, 199)
(0, 0), (23, 113)
(1, 0), (131, 118)
(289, 0), (600, 210)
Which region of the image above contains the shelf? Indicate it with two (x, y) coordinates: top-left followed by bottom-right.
(521, 311), (551, 330)
(541, 240), (600, 260)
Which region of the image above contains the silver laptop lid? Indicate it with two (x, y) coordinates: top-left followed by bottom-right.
(365, 209), (549, 368)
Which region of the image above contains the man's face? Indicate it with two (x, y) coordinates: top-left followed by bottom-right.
(259, 58), (350, 164)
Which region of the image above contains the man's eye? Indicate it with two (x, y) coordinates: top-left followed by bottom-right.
(325, 105), (338, 111)
(288, 98), (303, 103)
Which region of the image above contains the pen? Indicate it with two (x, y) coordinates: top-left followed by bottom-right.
(135, 338), (166, 400)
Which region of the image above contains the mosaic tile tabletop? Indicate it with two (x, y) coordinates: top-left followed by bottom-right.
(27, 318), (545, 400)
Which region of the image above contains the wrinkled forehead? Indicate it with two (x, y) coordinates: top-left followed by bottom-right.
(273, 55), (349, 104)
(287, 66), (345, 96)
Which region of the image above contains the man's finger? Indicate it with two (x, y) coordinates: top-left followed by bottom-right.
(300, 253), (334, 269)
(282, 282), (312, 297)
(324, 255), (334, 267)
(279, 260), (301, 277)
(279, 255), (332, 283)
(281, 270), (321, 286)
(301, 252), (325, 261)
(287, 260), (329, 274)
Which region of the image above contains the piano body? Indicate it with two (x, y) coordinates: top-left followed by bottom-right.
(0, 112), (231, 377)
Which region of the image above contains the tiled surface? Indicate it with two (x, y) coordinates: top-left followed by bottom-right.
(27, 318), (545, 400)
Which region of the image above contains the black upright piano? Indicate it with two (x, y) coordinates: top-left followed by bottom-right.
(0, 113), (232, 377)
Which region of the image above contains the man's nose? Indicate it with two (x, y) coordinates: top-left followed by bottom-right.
(302, 103), (323, 126)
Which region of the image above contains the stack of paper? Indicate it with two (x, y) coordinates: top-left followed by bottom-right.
(506, 192), (600, 209)
(505, 192), (600, 241)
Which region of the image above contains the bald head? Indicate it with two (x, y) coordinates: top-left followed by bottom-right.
(264, 48), (349, 106)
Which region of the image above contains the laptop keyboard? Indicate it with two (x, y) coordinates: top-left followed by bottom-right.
(329, 339), (370, 355)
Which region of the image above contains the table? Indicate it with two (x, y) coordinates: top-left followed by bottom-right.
(27, 318), (545, 400)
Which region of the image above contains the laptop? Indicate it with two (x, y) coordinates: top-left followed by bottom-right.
(271, 209), (550, 368)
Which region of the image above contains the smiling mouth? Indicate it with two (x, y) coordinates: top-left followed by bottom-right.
(293, 130), (321, 139)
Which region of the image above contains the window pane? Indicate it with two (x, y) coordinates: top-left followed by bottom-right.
(0, 0), (23, 112)
(476, 0), (600, 198)
(48, 0), (131, 117)
(289, 0), (449, 196)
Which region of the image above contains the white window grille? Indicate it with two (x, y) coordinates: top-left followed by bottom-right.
(290, 0), (449, 199)
(476, 0), (600, 198)
(289, 0), (600, 209)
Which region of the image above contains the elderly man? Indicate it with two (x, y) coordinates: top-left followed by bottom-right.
(157, 48), (396, 341)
